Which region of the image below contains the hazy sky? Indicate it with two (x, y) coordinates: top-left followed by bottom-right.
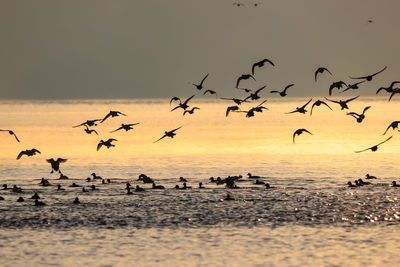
(0, 0), (399, 99)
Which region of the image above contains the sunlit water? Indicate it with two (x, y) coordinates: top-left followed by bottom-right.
(0, 97), (400, 266)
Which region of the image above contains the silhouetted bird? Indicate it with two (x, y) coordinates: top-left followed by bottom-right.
(340, 81), (366, 93)
(293, 129), (312, 144)
(310, 100), (332, 115)
(203, 90), (217, 96)
(0, 130), (20, 142)
(329, 81), (347, 96)
(152, 183), (165, 189)
(239, 100), (268, 118)
(97, 139), (117, 151)
(183, 107), (200, 116)
(236, 74), (256, 88)
(226, 106), (240, 117)
(220, 97), (249, 105)
(46, 158), (67, 173)
(84, 125), (98, 135)
(171, 95), (195, 111)
(100, 111), (127, 123)
(170, 97), (181, 105)
(111, 123), (140, 133)
(324, 95), (359, 110)
(376, 81), (400, 94)
(349, 66), (387, 81)
(154, 126), (182, 143)
(314, 67), (332, 82)
(192, 74), (209, 90)
(383, 121), (400, 135)
(347, 106), (371, 123)
(16, 149), (41, 160)
(286, 99), (312, 114)
(388, 88), (400, 102)
(244, 85), (266, 100)
(73, 119), (101, 128)
(252, 58), (274, 75)
(270, 84), (294, 97)
(355, 136), (392, 153)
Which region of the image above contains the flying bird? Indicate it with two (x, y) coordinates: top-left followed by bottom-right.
(183, 107), (200, 116)
(324, 95), (360, 110)
(0, 129), (20, 142)
(244, 85), (266, 101)
(236, 74), (256, 88)
(293, 129), (312, 144)
(349, 66), (387, 81)
(73, 119), (101, 128)
(252, 58), (274, 75)
(314, 67), (332, 82)
(192, 74), (209, 90)
(170, 97), (181, 105)
(383, 121), (400, 135)
(346, 106), (371, 123)
(238, 100), (268, 118)
(376, 81), (400, 94)
(310, 100), (332, 115)
(203, 90), (217, 96)
(111, 123), (140, 133)
(355, 136), (392, 153)
(270, 84), (294, 97)
(16, 149), (41, 160)
(100, 111), (127, 123)
(286, 99), (312, 114)
(97, 139), (118, 151)
(46, 158), (67, 173)
(220, 97), (249, 105)
(226, 106), (240, 117)
(84, 125), (98, 135)
(329, 81), (347, 96)
(388, 88), (400, 102)
(171, 95), (195, 111)
(340, 81), (366, 93)
(154, 127), (182, 143)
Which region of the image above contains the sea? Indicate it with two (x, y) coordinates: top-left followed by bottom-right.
(0, 97), (400, 266)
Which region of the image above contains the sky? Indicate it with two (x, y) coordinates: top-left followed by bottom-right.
(0, 0), (399, 99)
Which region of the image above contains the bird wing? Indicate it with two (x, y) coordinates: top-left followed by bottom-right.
(264, 58), (275, 66)
(376, 87), (386, 94)
(72, 122), (86, 128)
(371, 66), (387, 77)
(117, 111), (127, 116)
(324, 97), (339, 104)
(376, 136), (392, 146)
(200, 74), (209, 86)
(153, 135), (167, 143)
(388, 90), (399, 102)
(390, 81), (400, 88)
(251, 63), (258, 75)
(344, 95), (360, 103)
(16, 151), (26, 159)
(270, 90), (279, 94)
(320, 101), (332, 110)
(236, 77), (243, 88)
(93, 129), (99, 135)
(13, 133), (20, 142)
(96, 143), (103, 151)
(32, 149), (41, 154)
(110, 127), (123, 133)
(256, 100), (267, 107)
(283, 84), (294, 93)
(302, 129), (312, 135)
(362, 106), (371, 114)
(100, 113), (111, 123)
(108, 138), (118, 142)
(170, 105), (182, 112)
(183, 95), (195, 105)
(255, 85), (266, 94)
(57, 158), (68, 163)
(170, 126), (182, 133)
(292, 131), (298, 144)
(285, 110), (298, 114)
(354, 148), (371, 153)
(250, 74), (256, 81)
(300, 99), (313, 109)
(46, 158), (54, 163)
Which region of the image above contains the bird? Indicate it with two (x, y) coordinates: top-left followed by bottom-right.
(236, 74), (256, 88)
(203, 90), (217, 96)
(251, 58), (274, 75)
(226, 106), (240, 117)
(183, 107), (200, 116)
(347, 106), (371, 123)
(192, 74), (209, 90)
(110, 123), (140, 133)
(220, 97), (249, 105)
(270, 84), (294, 97)
(97, 138), (118, 151)
(329, 81), (347, 96)
(171, 95), (195, 111)
(154, 126), (182, 143)
(314, 67), (332, 82)
(324, 95), (360, 110)
(286, 99), (312, 114)
(100, 111), (127, 123)
(349, 66), (387, 82)
(388, 88), (400, 102)
(84, 125), (98, 135)
(239, 100), (268, 118)
(340, 81), (366, 93)
(293, 129), (312, 144)
(310, 100), (332, 115)
(72, 119), (101, 128)
(376, 81), (400, 94)
(383, 121), (400, 135)
(16, 149), (41, 160)
(46, 158), (67, 173)
(170, 97), (181, 105)
(355, 136), (392, 153)
(244, 85), (266, 101)
(0, 130), (20, 142)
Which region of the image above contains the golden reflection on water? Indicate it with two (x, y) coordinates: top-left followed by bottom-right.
(0, 97), (399, 165)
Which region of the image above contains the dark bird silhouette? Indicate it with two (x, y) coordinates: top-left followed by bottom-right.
(324, 95), (360, 110)
(238, 100), (268, 118)
(236, 74), (256, 88)
(347, 106), (371, 123)
(226, 106), (240, 117)
(270, 84), (294, 97)
(84, 125), (98, 135)
(252, 58), (274, 75)
(203, 90), (217, 96)
(100, 111), (127, 123)
(0, 130), (20, 142)
(154, 126), (182, 143)
(349, 66), (387, 81)
(244, 85), (266, 101)
(16, 149), (41, 160)
(329, 81), (347, 96)
(355, 136), (392, 153)
(286, 99), (312, 114)
(111, 123), (140, 133)
(310, 100), (332, 115)
(220, 97), (249, 105)
(97, 139), (117, 151)
(171, 95), (195, 111)
(183, 107), (200, 116)
(388, 88), (400, 102)
(383, 121), (400, 135)
(236, 87), (253, 93)
(340, 81), (366, 93)
(170, 97), (181, 105)
(46, 158), (67, 173)
(293, 129), (312, 144)
(314, 67), (332, 82)
(192, 74), (209, 90)
(376, 81), (400, 94)
(73, 119), (101, 128)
